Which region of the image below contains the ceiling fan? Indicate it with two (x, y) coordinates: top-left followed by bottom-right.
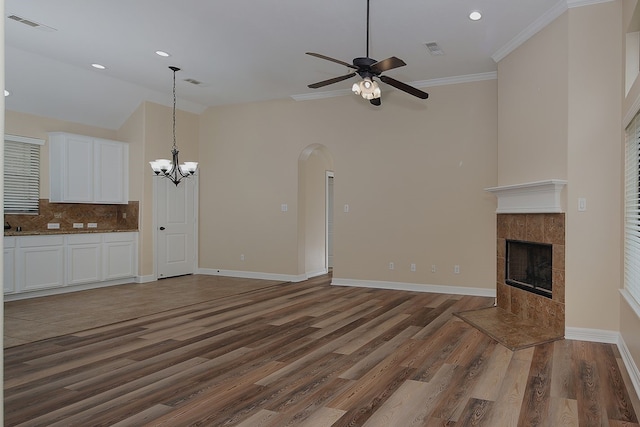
(306, 0), (429, 106)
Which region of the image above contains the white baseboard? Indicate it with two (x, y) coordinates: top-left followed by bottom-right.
(565, 327), (640, 400)
(197, 268), (305, 282)
(618, 334), (640, 401)
(306, 268), (328, 279)
(564, 327), (619, 343)
(136, 274), (156, 284)
(331, 277), (496, 297)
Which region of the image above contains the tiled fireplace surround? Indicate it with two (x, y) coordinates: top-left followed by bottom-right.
(455, 180), (567, 349)
(497, 213), (565, 336)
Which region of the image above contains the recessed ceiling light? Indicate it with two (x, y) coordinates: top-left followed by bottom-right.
(155, 50), (171, 57)
(4, 90), (10, 97)
(469, 11), (482, 21)
(91, 63), (106, 70)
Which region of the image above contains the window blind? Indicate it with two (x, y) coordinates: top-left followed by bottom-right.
(625, 112), (640, 306)
(4, 135), (43, 214)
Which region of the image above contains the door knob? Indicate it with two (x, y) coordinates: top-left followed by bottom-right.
(159, 226), (165, 230)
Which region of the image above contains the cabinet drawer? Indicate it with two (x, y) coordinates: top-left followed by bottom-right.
(67, 234), (102, 245)
(103, 232), (136, 243)
(18, 235), (64, 247)
(4, 237), (15, 249)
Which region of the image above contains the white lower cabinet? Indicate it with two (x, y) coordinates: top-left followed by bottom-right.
(5, 232), (137, 297)
(16, 235), (65, 292)
(4, 237), (15, 294)
(66, 234), (102, 285)
(103, 233), (137, 280)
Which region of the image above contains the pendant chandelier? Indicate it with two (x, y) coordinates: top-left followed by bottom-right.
(149, 66), (198, 186)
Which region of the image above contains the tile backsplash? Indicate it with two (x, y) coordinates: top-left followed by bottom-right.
(4, 200), (138, 233)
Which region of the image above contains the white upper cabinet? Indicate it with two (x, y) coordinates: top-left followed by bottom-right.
(49, 132), (129, 204)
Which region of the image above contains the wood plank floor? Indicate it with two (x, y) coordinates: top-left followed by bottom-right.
(5, 274), (640, 426)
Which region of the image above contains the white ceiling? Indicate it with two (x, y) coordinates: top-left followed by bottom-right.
(6, 0), (567, 130)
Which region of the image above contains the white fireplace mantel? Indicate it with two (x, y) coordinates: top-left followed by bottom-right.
(485, 180), (567, 214)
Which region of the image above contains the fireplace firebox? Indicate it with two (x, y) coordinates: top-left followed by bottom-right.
(506, 240), (552, 298)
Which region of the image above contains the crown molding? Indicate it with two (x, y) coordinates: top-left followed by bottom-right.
(492, 0), (616, 63)
(290, 72), (497, 102)
(492, 1), (568, 63)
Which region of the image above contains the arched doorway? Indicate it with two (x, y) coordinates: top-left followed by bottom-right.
(298, 144), (334, 278)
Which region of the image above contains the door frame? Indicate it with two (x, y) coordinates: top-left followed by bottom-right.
(325, 170), (334, 271)
(152, 174), (199, 280)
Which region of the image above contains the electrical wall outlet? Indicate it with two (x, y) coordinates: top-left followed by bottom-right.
(73, 223), (84, 229)
(454, 265), (460, 274)
(240, 254), (245, 261)
(47, 223), (60, 229)
(54, 212), (62, 219)
(87, 223), (98, 228)
(122, 212), (127, 219)
(410, 263), (416, 272)
(431, 265), (436, 273)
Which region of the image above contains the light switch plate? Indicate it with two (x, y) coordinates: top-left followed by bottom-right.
(578, 198), (587, 212)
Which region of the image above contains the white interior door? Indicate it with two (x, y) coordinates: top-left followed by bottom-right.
(155, 175), (197, 279)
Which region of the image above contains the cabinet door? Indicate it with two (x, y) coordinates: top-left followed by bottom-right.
(103, 233), (137, 280)
(4, 250), (15, 294)
(66, 234), (102, 285)
(94, 139), (129, 204)
(16, 236), (65, 292)
(103, 242), (135, 280)
(49, 133), (94, 202)
(4, 237), (15, 293)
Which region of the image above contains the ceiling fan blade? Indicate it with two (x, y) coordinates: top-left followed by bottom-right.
(379, 75), (429, 99)
(370, 98), (381, 106)
(306, 52), (359, 70)
(371, 56), (406, 74)
(308, 72), (357, 89)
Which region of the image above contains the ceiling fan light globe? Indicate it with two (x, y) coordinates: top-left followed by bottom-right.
(352, 83), (361, 95)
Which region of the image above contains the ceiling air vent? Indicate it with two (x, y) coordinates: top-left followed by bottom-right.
(425, 42), (445, 56)
(184, 78), (203, 86)
(7, 14), (56, 32)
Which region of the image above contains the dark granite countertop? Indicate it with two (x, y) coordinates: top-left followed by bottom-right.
(4, 229), (138, 237)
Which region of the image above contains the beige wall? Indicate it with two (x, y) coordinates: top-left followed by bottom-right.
(566, 2), (623, 331)
(497, 2), (624, 331)
(497, 14), (569, 186)
(199, 79), (498, 289)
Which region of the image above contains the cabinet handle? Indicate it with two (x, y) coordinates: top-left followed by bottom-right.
(159, 227), (165, 231)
